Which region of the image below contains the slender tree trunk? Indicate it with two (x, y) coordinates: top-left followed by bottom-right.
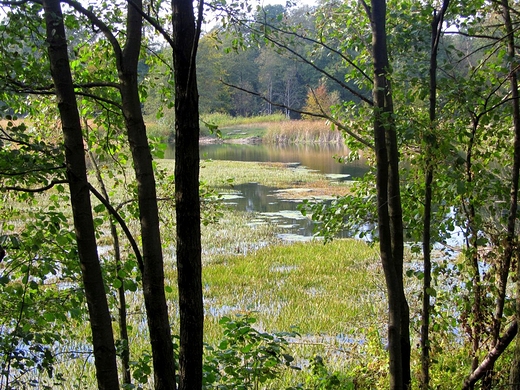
(172, 0), (204, 388)
(118, 3), (176, 387)
(421, 3), (449, 388)
(499, 0), (520, 387)
(368, 0), (409, 388)
(42, 1), (119, 388)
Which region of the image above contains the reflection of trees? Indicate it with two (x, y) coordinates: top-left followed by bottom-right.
(195, 144), (369, 176)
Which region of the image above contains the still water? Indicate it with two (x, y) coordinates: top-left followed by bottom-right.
(166, 142), (370, 177)
(166, 142), (370, 241)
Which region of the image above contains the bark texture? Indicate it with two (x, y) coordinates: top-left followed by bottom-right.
(172, 0), (204, 388)
(369, 0), (410, 388)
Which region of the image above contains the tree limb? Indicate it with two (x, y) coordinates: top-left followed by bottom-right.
(60, 0), (123, 70)
(126, 0), (175, 47)
(87, 183), (144, 273)
(0, 166), (65, 177)
(259, 20), (373, 85)
(462, 320), (518, 389)
(221, 79), (374, 149)
(2, 179), (68, 192)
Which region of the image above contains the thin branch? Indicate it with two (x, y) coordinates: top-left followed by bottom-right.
(463, 320), (518, 389)
(126, 0), (174, 47)
(60, 0), (123, 70)
(263, 33), (372, 105)
(0, 0), (32, 5)
(187, 0), (204, 90)
(259, 20), (373, 84)
(221, 79), (373, 149)
(87, 183), (144, 273)
(358, 0), (371, 22)
(2, 179), (68, 192)
(76, 81), (121, 90)
(0, 166), (65, 177)
(74, 91), (123, 111)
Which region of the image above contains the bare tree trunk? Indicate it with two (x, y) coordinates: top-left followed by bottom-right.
(420, 3), (450, 388)
(42, 1), (119, 388)
(172, 0), (204, 388)
(462, 320), (517, 389)
(118, 3), (177, 385)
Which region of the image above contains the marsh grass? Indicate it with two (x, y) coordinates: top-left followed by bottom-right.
(189, 159), (350, 192)
(263, 120), (344, 145)
(4, 158), (381, 388)
(202, 239), (384, 334)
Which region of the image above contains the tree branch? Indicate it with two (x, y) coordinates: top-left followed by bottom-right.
(221, 79), (374, 149)
(259, 20), (373, 85)
(0, 166), (65, 177)
(126, 0), (175, 47)
(60, 0), (123, 70)
(87, 183), (144, 273)
(1, 179), (68, 192)
(74, 91), (123, 111)
(462, 320), (518, 389)
(242, 22), (373, 106)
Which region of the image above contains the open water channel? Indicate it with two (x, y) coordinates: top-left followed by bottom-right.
(167, 142), (370, 241)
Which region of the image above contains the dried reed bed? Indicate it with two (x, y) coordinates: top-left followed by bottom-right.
(263, 119), (344, 144)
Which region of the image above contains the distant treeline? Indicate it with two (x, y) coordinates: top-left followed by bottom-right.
(143, 4), (358, 120)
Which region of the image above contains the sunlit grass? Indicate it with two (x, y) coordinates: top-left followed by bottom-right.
(202, 239), (384, 335)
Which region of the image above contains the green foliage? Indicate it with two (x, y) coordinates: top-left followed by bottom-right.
(202, 315), (299, 389)
(301, 355), (355, 389)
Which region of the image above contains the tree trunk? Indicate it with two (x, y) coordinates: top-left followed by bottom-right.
(421, 3), (449, 388)
(42, 1), (119, 388)
(369, 0), (409, 388)
(172, 0), (204, 388)
(119, 2), (177, 388)
(500, 0), (520, 386)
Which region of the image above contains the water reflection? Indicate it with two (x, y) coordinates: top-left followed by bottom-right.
(166, 142), (370, 177)
(223, 182), (352, 241)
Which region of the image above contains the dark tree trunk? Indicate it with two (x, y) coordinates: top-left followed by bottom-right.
(172, 0), (204, 388)
(421, 3), (449, 388)
(42, 1), (119, 388)
(369, 0), (409, 388)
(119, 2), (177, 388)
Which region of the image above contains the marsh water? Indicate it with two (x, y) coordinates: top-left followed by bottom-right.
(167, 142), (370, 241)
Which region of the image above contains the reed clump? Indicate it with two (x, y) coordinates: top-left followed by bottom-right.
(263, 120), (344, 145)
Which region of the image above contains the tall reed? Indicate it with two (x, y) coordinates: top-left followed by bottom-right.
(263, 120), (344, 145)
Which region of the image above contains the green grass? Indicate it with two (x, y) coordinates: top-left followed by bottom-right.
(202, 239), (384, 335)
(160, 159), (338, 189)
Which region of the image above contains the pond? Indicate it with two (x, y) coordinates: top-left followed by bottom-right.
(167, 142), (371, 241)
(166, 142), (370, 177)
